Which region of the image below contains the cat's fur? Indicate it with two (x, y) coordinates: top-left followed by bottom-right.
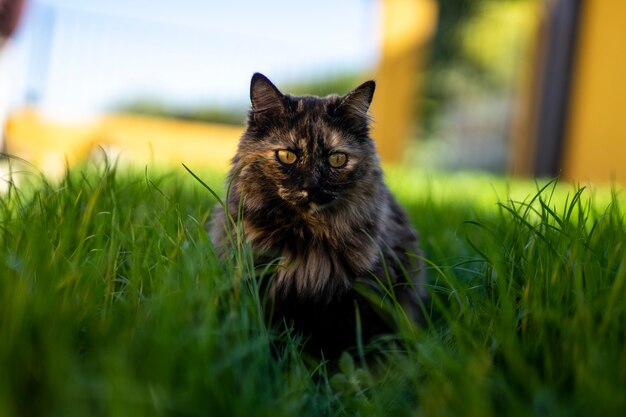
(211, 73), (427, 357)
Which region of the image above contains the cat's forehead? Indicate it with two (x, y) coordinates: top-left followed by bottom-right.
(280, 96), (346, 149)
(284, 128), (343, 151)
(285, 94), (339, 114)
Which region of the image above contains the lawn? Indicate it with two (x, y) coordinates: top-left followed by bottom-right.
(1, 162), (625, 416)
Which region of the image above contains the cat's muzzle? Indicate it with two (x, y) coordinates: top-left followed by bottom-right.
(291, 188), (335, 213)
(305, 187), (335, 207)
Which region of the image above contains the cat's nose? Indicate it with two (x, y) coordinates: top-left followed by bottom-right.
(301, 174), (320, 190)
(305, 186), (334, 205)
(302, 178), (320, 195)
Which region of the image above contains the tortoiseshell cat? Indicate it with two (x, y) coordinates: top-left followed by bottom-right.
(211, 73), (427, 357)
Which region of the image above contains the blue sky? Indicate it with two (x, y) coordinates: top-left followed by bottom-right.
(8, 0), (379, 116)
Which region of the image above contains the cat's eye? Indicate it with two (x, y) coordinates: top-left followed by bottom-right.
(276, 149), (298, 165)
(328, 152), (348, 168)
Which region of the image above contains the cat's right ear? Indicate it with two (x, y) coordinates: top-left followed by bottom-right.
(250, 73), (284, 114)
(339, 80), (375, 118)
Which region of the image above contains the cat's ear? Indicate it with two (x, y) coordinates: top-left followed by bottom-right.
(339, 80), (375, 118)
(250, 73), (284, 114)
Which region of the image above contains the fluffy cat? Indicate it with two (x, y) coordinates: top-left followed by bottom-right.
(211, 73), (427, 357)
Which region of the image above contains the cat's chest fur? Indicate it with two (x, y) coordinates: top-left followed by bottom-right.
(240, 184), (386, 299)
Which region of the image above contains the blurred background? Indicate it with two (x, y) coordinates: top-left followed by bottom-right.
(1, 0), (625, 183)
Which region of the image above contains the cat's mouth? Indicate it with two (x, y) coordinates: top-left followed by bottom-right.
(302, 200), (331, 216)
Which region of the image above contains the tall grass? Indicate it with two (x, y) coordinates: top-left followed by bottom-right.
(0, 163), (625, 416)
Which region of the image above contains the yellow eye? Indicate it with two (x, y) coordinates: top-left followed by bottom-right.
(276, 149), (298, 165)
(328, 152), (347, 168)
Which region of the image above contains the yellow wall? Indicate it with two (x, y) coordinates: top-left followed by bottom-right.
(508, 1), (543, 177)
(5, 108), (241, 177)
(371, 0), (437, 162)
(562, 0), (626, 183)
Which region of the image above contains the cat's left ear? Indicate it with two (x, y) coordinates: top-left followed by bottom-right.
(339, 80), (375, 118)
(250, 73), (284, 114)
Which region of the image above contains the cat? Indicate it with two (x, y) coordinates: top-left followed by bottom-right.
(210, 73), (427, 357)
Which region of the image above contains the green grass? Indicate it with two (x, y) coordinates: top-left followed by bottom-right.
(1, 162), (625, 416)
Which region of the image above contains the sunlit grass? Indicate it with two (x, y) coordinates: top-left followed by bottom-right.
(1, 162), (625, 416)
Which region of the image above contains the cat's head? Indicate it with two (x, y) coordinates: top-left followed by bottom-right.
(234, 73), (380, 215)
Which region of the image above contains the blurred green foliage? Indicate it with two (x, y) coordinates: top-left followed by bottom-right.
(281, 72), (363, 97)
(422, 0), (534, 137)
(114, 98), (248, 125)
